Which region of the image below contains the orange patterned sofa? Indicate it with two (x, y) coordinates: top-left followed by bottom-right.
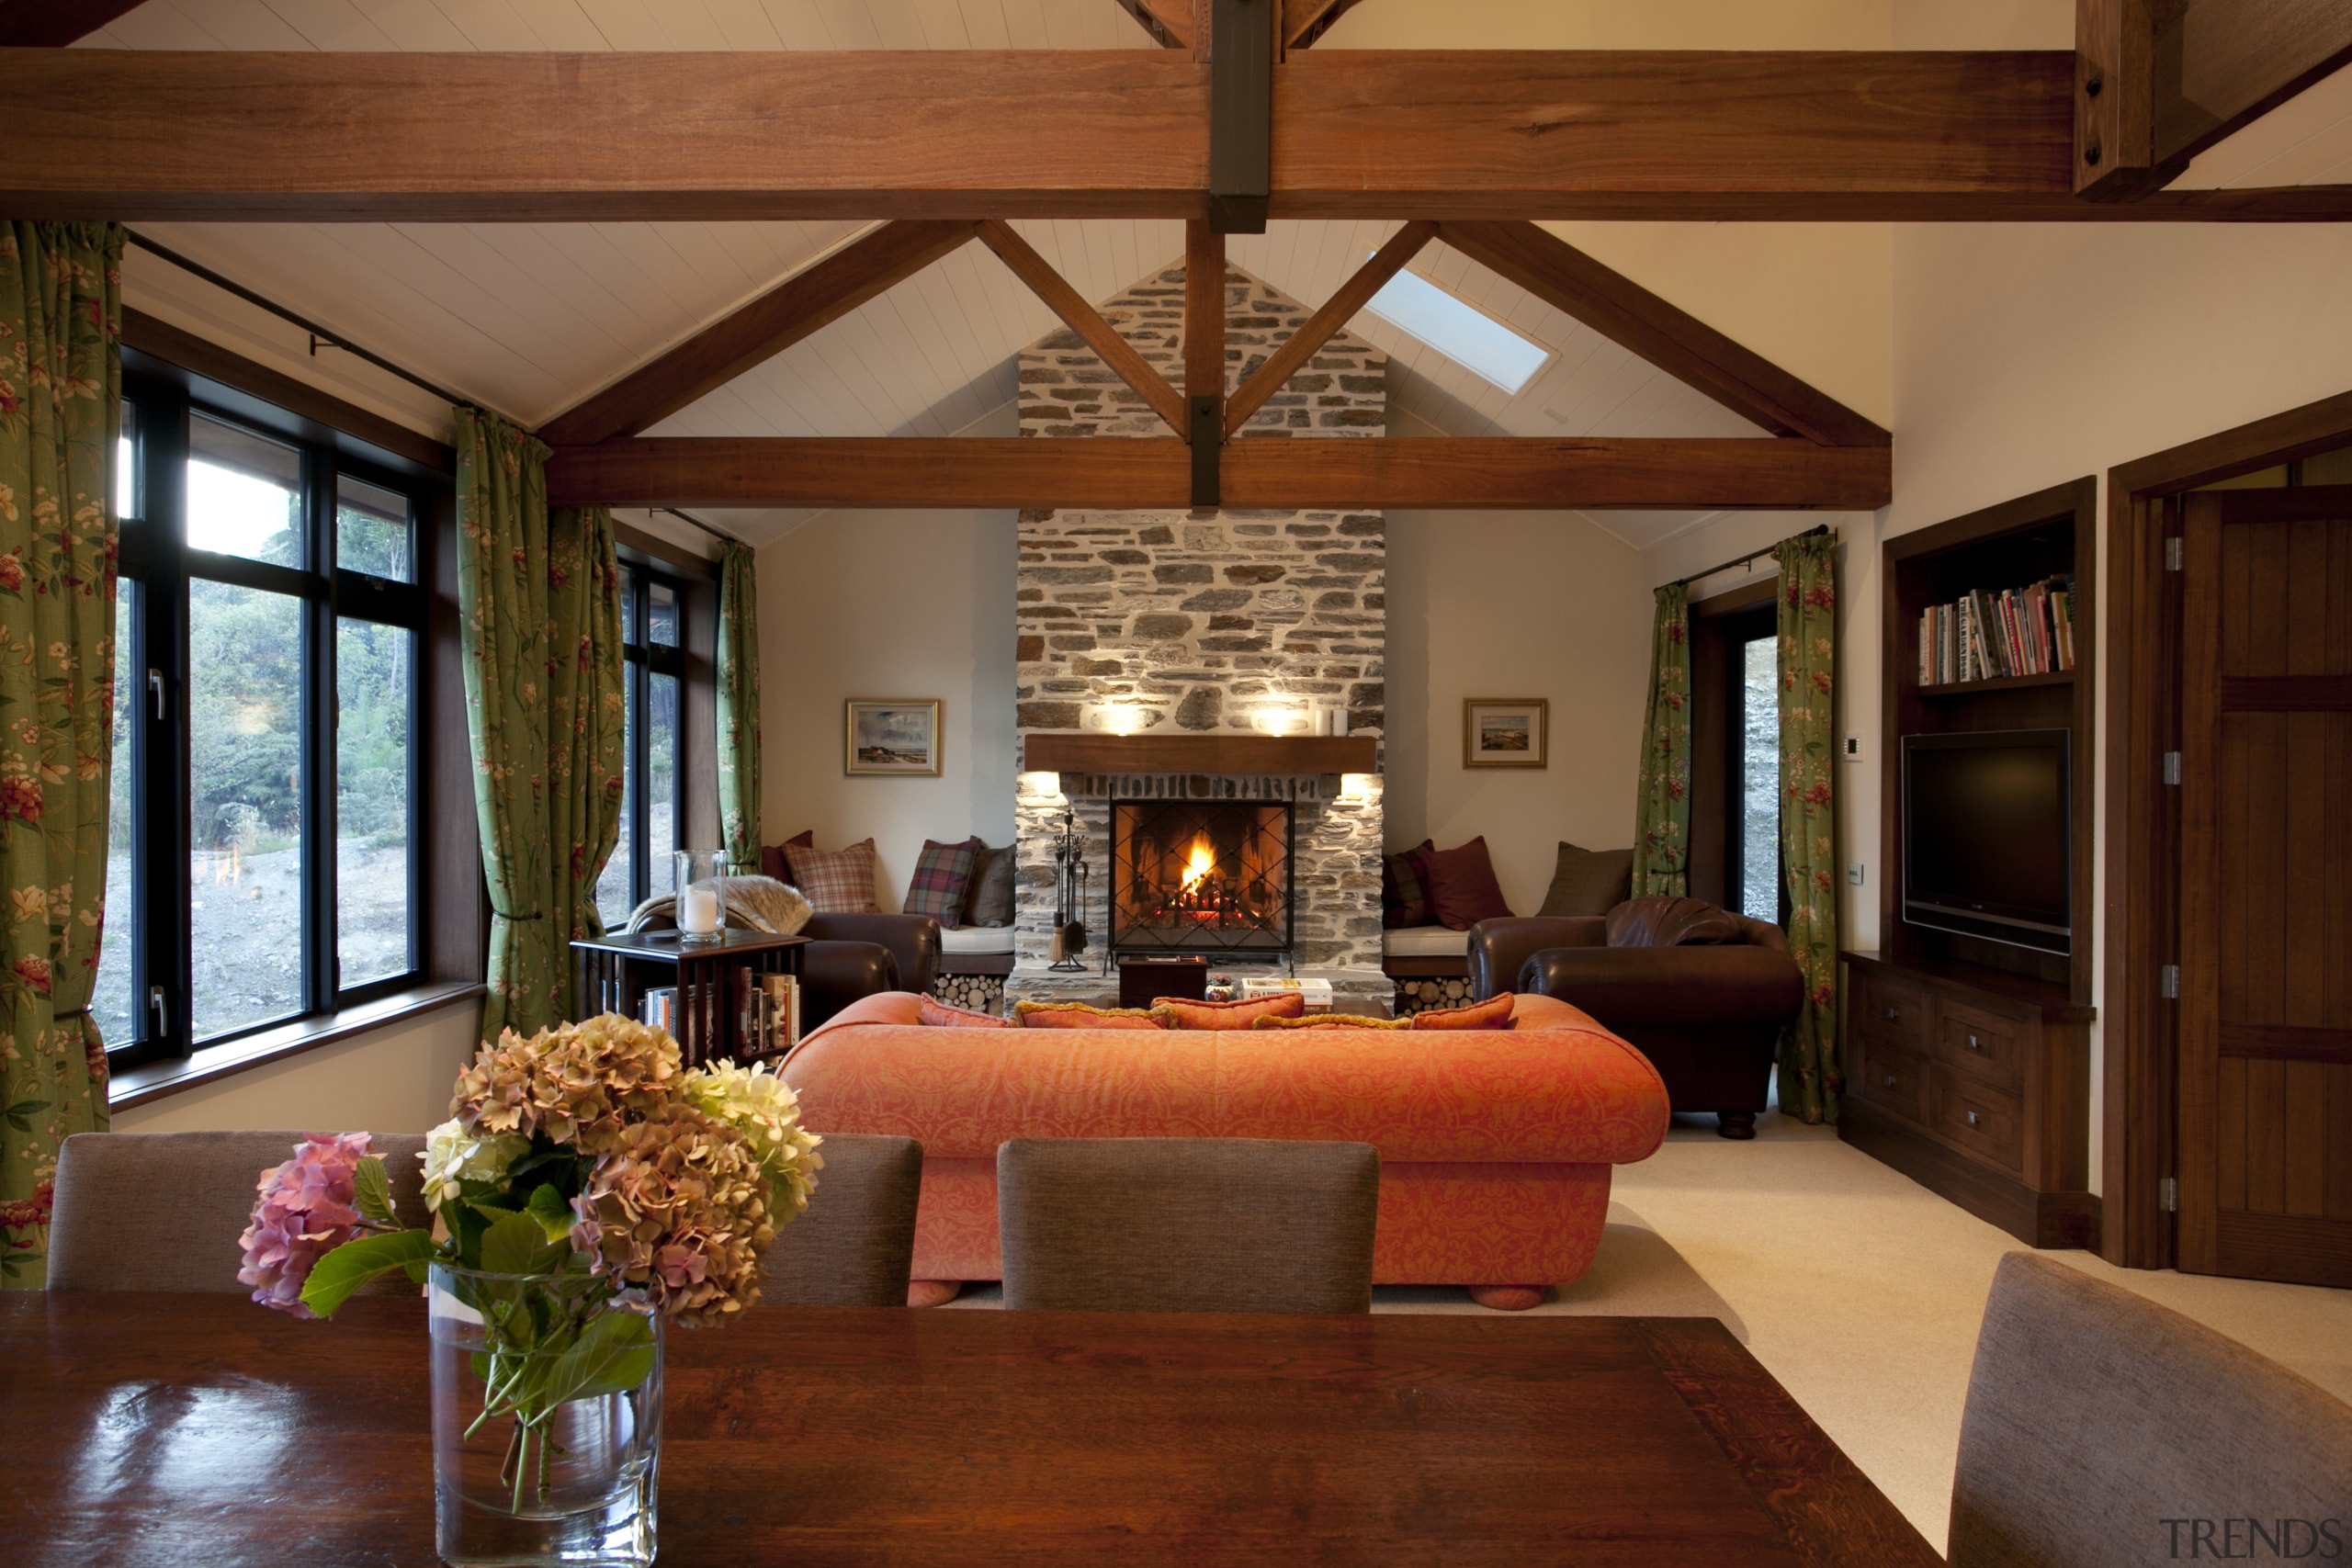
(780, 991), (1669, 1309)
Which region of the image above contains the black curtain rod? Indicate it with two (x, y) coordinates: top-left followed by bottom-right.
(1672, 523), (1830, 590)
(660, 508), (746, 547)
(125, 230), (474, 412)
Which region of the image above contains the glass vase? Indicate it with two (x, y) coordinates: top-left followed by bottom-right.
(673, 850), (727, 945)
(429, 1263), (662, 1568)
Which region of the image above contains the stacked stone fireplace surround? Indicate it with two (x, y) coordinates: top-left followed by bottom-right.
(1001, 261), (1394, 1017)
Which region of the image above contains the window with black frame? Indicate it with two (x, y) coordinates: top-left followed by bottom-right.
(1723, 602), (1787, 927)
(95, 378), (429, 1069)
(594, 561), (685, 932)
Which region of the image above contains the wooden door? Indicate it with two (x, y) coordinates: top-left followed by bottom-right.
(2178, 486), (2352, 1286)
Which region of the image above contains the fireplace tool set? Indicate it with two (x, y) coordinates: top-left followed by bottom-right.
(1049, 804), (1091, 971)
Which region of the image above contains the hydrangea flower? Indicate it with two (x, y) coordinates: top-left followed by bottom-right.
(451, 1014), (681, 1153)
(237, 1133), (374, 1319)
(570, 1106), (774, 1325)
(677, 1059), (824, 1218)
(417, 1121), (533, 1215)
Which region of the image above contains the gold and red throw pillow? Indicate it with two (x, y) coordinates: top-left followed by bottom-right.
(1011, 1000), (1167, 1031)
(1251, 1012), (1413, 1030)
(1411, 993), (1516, 1031)
(1151, 993), (1306, 1030)
(919, 997), (1012, 1029)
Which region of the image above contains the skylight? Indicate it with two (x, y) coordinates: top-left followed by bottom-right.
(1361, 263), (1553, 395)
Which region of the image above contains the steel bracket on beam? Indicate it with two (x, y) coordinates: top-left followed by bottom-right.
(1190, 397), (1224, 507)
(1208, 0), (1272, 233)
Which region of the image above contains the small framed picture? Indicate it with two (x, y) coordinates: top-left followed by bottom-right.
(845, 699), (943, 777)
(1463, 698), (1548, 769)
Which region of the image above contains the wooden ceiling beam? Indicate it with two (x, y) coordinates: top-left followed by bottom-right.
(1436, 220), (1889, 447)
(976, 220), (1190, 438)
(538, 220), (979, 447)
(1281, 0), (1369, 51)
(8, 47), (2352, 222)
(1114, 0), (1198, 50)
(1224, 220), (1433, 438)
(0, 1), (144, 45)
(1185, 220), (1227, 504)
(543, 435), (1890, 512)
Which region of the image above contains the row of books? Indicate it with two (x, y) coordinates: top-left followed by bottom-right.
(638, 971), (802, 1059)
(1918, 575), (2076, 687)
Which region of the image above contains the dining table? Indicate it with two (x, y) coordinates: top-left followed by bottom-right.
(3, 1292), (1941, 1567)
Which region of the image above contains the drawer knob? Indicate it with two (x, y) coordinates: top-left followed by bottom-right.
(1883, 1074), (1897, 1089)
(1967, 1033), (1981, 1050)
(1966, 1110), (1981, 1127)
(1885, 1006), (1898, 1021)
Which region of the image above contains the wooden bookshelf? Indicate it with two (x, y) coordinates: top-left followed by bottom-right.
(1916, 670), (2075, 698)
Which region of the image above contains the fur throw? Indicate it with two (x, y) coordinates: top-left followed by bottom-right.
(625, 874), (813, 937)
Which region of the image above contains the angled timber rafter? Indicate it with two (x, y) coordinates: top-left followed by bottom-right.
(1435, 221), (1890, 448)
(537, 220), (979, 447)
(976, 220), (1191, 438)
(0, 0), (141, 45)
(1281, 0), (1370, 51)
(1116, 0), (1368, 52)
(1223, 220), (1434, 438)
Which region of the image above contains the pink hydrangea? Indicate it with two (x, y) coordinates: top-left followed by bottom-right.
(236, 1133), (374, 1319)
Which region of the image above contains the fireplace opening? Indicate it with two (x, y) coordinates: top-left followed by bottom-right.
(1111, 800), (1293, 956)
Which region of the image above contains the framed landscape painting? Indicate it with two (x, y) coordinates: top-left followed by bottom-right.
(845, 699), (944, 776)
(1463, 698), (1548, 769)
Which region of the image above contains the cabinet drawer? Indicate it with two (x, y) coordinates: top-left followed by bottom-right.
(1935, 1001), (2026, 1095)
(1933, 1076), (2024, 1173)
(1851, 1038), (1929, 1125)
(1851, 971), (1929, 1052)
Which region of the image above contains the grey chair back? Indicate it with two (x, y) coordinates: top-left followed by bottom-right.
(998, 1136), (1378, 1314)
(1950, 1251), (2352, 1568)
(758, 1133), (922, 1307)
(48, 1130), (427, 1293)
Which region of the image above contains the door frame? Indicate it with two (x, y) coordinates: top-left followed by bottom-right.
(2102, 387), (2352, 1269)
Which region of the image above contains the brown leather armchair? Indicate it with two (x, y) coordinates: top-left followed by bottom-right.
(799, 914), (942, 1030)
(1468, 898), (1802, 1139)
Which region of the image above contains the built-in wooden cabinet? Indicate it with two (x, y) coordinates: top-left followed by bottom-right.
(1841, 479), (2100, 1247)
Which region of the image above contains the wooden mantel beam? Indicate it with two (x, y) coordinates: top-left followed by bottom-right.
(6, 47), (2352, 223)
(543, 436), (1891, 512)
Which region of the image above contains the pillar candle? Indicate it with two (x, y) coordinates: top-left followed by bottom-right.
(680, 885), (722, 935)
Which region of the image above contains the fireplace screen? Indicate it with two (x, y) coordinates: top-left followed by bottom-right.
(1111, 801), (1293, 955)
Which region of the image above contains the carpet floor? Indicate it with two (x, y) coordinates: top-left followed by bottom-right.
(945, 1111), (2352, 1552)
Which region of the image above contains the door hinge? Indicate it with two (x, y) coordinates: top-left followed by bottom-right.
(2159, 1176), (2178, 1213)
(2160, 964), (2181, 999)
(2163, 751), (2182, 785)
(2165, 536), (2184, 571)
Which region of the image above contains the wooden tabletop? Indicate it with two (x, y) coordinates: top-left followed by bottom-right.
(571, 928), (812, 959)
(2, 1293), (1939, 1567)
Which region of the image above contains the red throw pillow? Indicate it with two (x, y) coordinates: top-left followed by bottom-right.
(762, 830), (814, 884)
(920, 997), (1011, 1029)
(1012, 1001), (1166, 1031)
(1412, 994), (1516, 1031)
(1382, 840), (1435, 929)
(1152, 993), (1306, 1030)
(1422, 837), (1514, 931)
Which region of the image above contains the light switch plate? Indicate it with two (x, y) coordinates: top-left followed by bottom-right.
(1847, 863), (1865, 886)
(1842, 734), (1865, 763)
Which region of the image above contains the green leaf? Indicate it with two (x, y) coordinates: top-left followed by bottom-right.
(352, 1156), (396, 1227)
(533, 1309), (658, 1410)
(525, 1183), (575, 1245)
(2, 1098), (48, 1134)
(300, 1228), (439, 1319)
(479, 1210), (565, 1278)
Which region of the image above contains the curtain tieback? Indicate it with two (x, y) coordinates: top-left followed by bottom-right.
(490, 908), (546, 921)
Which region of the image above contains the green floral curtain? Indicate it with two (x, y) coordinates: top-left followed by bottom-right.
(1774, 531), (1842, 1124)
(1630, 582), (1691, 897)
(0, 223), (123, 1289)
(454, 409), (625, 1043)
(715, 537), (761, 873)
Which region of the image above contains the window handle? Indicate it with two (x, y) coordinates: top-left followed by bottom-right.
(1965, 1109), (1982, 1128)
(148, 668), (164, 721)
(147, 985), (167, 1042)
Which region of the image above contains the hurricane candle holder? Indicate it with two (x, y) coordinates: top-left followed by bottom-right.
(673, 851), (727, 944)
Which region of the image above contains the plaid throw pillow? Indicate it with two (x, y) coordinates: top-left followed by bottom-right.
(784, 839), (879, 914)
(1383, 840), (1435, 929)
(903, 838), (978, 927)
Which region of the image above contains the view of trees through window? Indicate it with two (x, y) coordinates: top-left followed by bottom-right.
(594, 565), (682, 933)
(1739, 636), (1781, 922)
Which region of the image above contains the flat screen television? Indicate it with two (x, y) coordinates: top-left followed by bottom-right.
(1902, 729), (2070, 956)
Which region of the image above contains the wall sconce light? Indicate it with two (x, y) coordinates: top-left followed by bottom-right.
(1254, 706), (1307, 737)
(1338, 772), (1374, 803)
(1085, 704), (1145, 736)
(1018, 770), (1062, 798)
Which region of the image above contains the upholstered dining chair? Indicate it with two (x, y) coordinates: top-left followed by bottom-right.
(757, 1133), (923, 1307)
(996, 1136), (1380, 1314)
(47, 1129), (428, 1293)
(1949, 1251), (2352, 1568)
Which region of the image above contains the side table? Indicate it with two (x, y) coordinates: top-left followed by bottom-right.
(572, 929), (810, 1066)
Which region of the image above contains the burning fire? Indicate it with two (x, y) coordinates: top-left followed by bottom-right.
(1180, 835), (1215, 894)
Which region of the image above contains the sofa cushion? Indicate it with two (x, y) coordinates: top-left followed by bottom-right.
(1382, 840), (1434, 929)
(1253, 1012), (1413, 1030)
(762, 829), (814, 885)
(920, 996), (1011, 1029)
(1536, 843), (1636, 919)
(903, 838), (978, 927)
(939, 926), (1016, 956)
(786, 839), (881, 914)
(1606, 896), (1745, 948)
(1012, 1000), (1165, 1031)
(1153, 993), (1305, 1030)
(1423, 837), (1514, 931)
(962, 841), (1016, 927)
(1412, 994), (1516, 1031)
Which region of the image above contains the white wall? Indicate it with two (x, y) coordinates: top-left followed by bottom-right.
(755, 507), (1020, 908)
(112, 998), (481, 1134)
(1385, 510), (1656, 916)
